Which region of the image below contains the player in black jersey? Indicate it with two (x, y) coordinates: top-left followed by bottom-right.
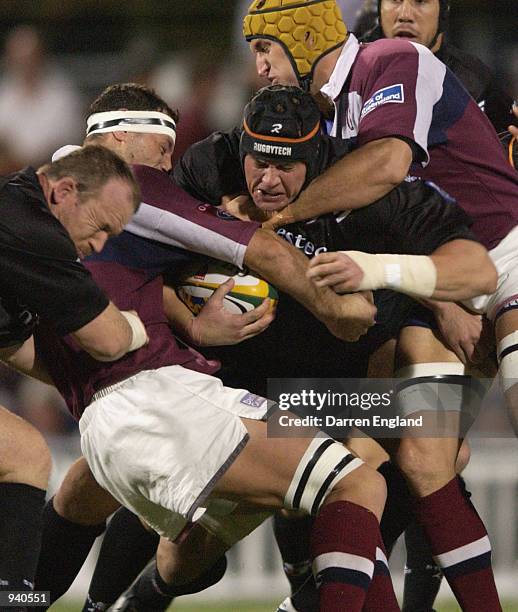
(0, 146), (146, 606)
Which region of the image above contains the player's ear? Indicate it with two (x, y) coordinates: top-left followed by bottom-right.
(111, 130), (129, 143)
(50, 176), (78, 205)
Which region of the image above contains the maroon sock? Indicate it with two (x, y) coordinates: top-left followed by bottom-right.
(414, 476), (501, 612)
(311, 501), (379, 612)
(363, 535), (400, 611)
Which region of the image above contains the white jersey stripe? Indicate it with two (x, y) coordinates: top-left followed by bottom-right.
(411, 43), (446, 166)
(126, 203), (248, 268)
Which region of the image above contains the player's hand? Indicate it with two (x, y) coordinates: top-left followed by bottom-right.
(261, 203), (296, 230)
(307, 252), (365, 293)
(222, 195), (268, 222)
(322, 291), (377, 342)
(189, 279), (275, 346)
(432, 302), (484, 364)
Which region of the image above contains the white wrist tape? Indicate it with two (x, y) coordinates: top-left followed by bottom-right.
(121, 311), (148, 352)
(341, 251), (437, 298)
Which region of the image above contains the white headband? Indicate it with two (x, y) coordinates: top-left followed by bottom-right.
(86, 110), (176, 144)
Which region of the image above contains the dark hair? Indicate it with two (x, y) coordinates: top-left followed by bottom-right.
(88, 82), (179, 124)
(39, 145), (141, 211)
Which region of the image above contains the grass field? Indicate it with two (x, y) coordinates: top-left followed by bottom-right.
(49, 601), (518, 611)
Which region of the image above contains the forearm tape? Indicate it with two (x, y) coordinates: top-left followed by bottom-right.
(121, 311), (148, 352)
(342, 251), (437, 298)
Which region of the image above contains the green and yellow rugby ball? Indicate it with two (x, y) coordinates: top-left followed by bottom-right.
(177, 259), (278, 315)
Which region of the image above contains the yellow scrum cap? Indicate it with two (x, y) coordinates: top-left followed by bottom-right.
(243, 0), (347, 89)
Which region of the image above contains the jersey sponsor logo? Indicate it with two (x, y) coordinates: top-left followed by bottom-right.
(253, 142), (292, 156)
(240, 392), (266, 408)
(271, 123), (283, 133)
(360, 84), (405, 120)
(277, 228), (328, 257)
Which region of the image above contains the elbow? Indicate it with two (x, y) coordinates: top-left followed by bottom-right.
(385, 161), (408, 187)
(86, 337), (128, 362)
(83, 329), (132, 361)
(379, 139), (412, 187)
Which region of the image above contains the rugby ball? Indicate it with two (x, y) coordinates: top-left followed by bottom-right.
(177, 260), (278, 315)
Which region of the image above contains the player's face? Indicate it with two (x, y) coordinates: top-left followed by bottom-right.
(62, 178), (136, 258)
(244, 154), (306, 211)
(124, 132), (174, 172)
(380, 0), (441, 49)
(249, 39), (299, 86)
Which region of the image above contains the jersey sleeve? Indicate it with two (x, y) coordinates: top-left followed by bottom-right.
(384, 179), (479, 254)
(357, 40), (446, 164)
(0, 238), (109, 336)
(173, 127), (246, 205)
(126, 164), (259, 269)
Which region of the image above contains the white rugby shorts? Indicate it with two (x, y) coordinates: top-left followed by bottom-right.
(79, 365), (268, 540)
(465, 225), (518, 320)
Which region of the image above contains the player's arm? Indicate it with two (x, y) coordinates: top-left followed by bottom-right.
(307, 238), (496, 301)
(0, 337), (53, 384)
(265, 45), (442, 229)
(244, 228), (376, 341)
(2, 233), (149, 362)
(162, 284), (274, 346)
(264, 137), (413, 228)
(70, 303), (148, 362)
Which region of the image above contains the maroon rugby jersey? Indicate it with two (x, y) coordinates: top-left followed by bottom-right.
(322, 35), (518, 249)
(34, 165), (260, 419)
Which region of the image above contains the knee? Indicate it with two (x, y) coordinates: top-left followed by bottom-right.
(0, 410), (51, 488)
(327, 465), (387, 521)
(395, 440), (455, 494)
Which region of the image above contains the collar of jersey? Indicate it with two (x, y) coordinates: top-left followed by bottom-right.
(320, 33), (360, 101)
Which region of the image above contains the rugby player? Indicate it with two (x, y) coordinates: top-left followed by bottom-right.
(243, 2), (518, 608)
(0, 145), (145, 604)
(360, 0), (514, 133)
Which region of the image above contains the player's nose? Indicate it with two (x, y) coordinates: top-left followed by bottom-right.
(397, 0), (415, 20)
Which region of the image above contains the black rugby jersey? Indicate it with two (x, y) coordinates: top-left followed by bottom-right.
(173, 130), (478, 392)
(0, 167), (108, 336)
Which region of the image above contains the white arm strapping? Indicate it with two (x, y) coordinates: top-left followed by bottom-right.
(121, 311), (148, 352)
(341, 251), (437, 298)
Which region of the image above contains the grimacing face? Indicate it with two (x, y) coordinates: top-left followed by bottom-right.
(59, 178), (136, 259)
(123, 132), (174, 172)
(380, 0), (441, 50)
(249, 39), (299, 86)
(244, 154), (307, 212)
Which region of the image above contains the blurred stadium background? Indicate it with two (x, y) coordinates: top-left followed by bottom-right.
(0, 0), (517, 609)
